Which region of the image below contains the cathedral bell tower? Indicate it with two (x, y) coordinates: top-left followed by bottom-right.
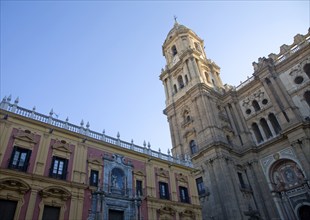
(160, 21), (225, 159)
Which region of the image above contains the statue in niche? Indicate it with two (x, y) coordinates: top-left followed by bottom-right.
(110, 168), (125, 194)
(111, 175), (117, 188)
(284, 168), (295, 183)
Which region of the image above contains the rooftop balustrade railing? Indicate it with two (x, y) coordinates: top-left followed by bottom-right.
(0, 97), (193, 168)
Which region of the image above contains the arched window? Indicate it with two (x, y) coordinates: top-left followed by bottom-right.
(205, 72), (210, 83)
(171, 45), (178, 56)
(252, 100), (261, 112)
(183, 110), (191, 123)
(252, 123), (263, 143)
(304, 91), (310, 108)
(178, 75), (185, 89)
(173, 84), (178, 94)
(260, 118), (272, 138)
(268, 113), (281, 134)
(185, 75), (189, 84)
(190, 140), (197, 154)
(212, 79), (216, 87)
(303, 63), (310, 79)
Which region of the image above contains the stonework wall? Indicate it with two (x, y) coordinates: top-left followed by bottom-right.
(161, 23), (310, 220)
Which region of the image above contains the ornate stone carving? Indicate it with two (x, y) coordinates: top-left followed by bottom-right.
(176, 173), (188, 183)
(157, 206), (176, 216)
(13, 129), (36, 144)
(52, 139), (71, 154)
(0, 178), (30, 194)
(39, 186), (71, 201)
(180, 209), (195, 218)
(87, 156), (103, 166)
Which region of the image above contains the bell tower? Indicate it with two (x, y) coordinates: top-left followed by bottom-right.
(159, 20), (255, 220)
(160, 21), (225, 159)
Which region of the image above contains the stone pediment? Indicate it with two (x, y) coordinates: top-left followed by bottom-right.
(52, 140), (71, 154)
(156, 168), (169, 178)
(133, 170), (145, 177)
(176, 173), (188, 183)
(0, 178), (30, 194)
(87, 156), (103, 166)
(40, 186), (71, 201)
(13, 129), (36, 144)
(157, 206), (176, 216)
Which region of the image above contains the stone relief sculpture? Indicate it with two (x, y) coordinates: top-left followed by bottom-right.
(270, 160), (305, 192)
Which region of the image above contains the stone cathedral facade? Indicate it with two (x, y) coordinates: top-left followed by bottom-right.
(160, 22), (310, 220)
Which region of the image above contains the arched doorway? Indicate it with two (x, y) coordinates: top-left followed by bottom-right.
(298, 205), (310, 220)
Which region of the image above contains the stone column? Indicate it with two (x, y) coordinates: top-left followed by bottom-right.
(185, 59), (193, 80)
(257, 123), (267, 141)
(0, 120), (11, 164)
(245, 161), (270, 220)
(280, 192), (297, 220)
(253, 161), (281, 219)
(226, 158), (244, 219)
(272, 193), (287, 220)
(25, 188), (39, 220)
(34, 133), (51, 175)
(206, 158), (229, 220)
(224, 105), (238, 135)
(204, 159), (228, 220)
(266, 120), (276, 136)
(291, 141), (310, 179)
(190, 57), (200, 79)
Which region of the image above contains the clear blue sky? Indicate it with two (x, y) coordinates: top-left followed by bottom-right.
(1, 1), (309, 154)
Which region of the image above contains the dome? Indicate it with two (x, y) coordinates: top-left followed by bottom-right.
(164, 21), (190, 45)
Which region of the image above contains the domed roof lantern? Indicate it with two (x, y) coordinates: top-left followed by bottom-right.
(162, 18), (202, 56)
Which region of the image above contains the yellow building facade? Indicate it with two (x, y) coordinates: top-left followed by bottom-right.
(0, 99), (202, 220)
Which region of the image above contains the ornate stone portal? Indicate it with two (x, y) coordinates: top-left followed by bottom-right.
(88, 154), (137, 220)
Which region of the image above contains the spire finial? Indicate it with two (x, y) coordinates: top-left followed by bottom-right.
(174, 15), (178, 23)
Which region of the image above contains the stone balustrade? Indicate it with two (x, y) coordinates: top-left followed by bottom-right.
(0, 95), (193, 168)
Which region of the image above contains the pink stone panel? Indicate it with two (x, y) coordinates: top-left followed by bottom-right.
(18, 190), (31, 220)
(64, 199), (71, 220)
(44, 139), (75, 181)
(32, 194), (42, 220)
(0, 128), (41, 173)
(82, 189), (92, 220)
(87, 147), (105, 184)
(0, 128), (15, 168)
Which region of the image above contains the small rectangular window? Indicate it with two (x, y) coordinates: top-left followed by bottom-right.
(42, 205), (60, 220)
(8, 146), (31, 172)
(136, 180), (143, 197)
(0, 199), (18, 220)
(238, 172), (245, 188)
(159, 182), (169, 200)
(196, 177), (206, 195)
(179, 186), (190, 203)
(90, 170), (99, 186)
(49, 156), (68, 180)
